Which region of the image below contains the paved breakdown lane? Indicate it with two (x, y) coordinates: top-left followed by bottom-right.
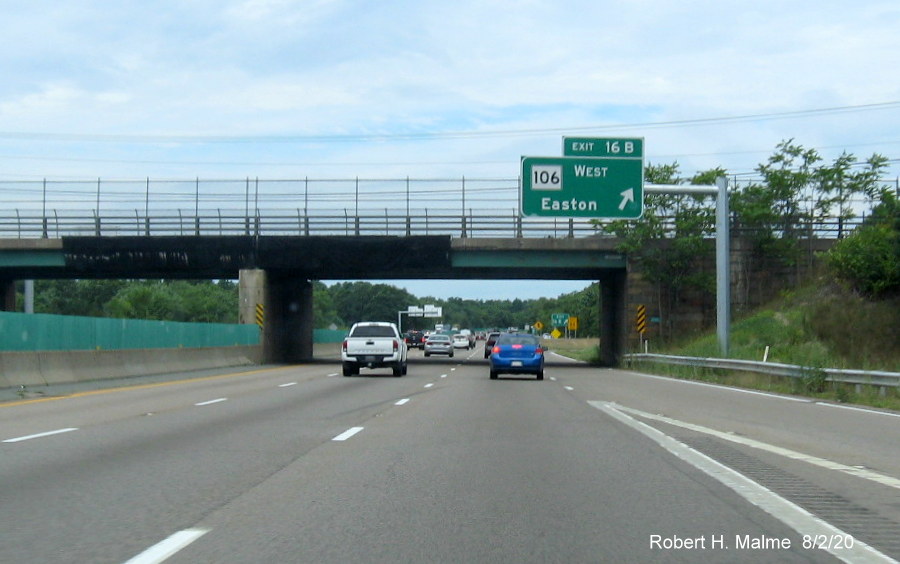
(2, 359), (896, 563)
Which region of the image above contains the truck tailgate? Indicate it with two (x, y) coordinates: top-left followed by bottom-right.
(348, 339), (394, 356)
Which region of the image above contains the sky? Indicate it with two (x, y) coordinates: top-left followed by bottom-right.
(2, 1), (899, 300)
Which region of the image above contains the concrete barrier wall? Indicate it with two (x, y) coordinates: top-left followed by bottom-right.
(1, 345), (261, 389)
(312, 342), (341, 360)
(1, 342), (345, 391)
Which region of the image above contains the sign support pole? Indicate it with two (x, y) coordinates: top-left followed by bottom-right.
(644, 179), (730, 357)
(715, 176), (730, 356)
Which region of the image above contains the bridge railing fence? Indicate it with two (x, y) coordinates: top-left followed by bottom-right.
(0, 209), (867, 240)
(1, 175), (882, 239)
(0, 209), (609, 239)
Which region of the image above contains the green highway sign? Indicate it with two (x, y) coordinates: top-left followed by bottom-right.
(521, 156), (644, 218)
(563, 137), (644, 158)
(551, 313), (569, 327)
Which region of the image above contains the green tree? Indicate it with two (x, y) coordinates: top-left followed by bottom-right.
(313, 281), (342, 328)
(826, 191), (899, 298)
(105, 281), (185, 320)
(34, 279), (128, 316)
(98, 280), (239, 322)
(175, 281), (239, 322)
(329, 281), (417, 326)
(729, 141), (890, 305)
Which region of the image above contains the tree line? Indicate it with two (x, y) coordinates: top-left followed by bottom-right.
(16, 279), (600, 336)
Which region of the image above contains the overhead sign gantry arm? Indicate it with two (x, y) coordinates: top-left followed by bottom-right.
(644, 179), (730, 356)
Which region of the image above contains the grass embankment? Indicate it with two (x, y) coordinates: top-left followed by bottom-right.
(543, 338), (599, 363)
(553, 284), (900, 411)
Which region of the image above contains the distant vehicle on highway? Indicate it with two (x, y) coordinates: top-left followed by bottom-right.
(483, 332), (501, 358)
(489, 333), (544, 380)
(404, 330), (425, 349)
(458, 329), (476, 347)
(452, 334), (471, 349)
(424, 334), (454, 357)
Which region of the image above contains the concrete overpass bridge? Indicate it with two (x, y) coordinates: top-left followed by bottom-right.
(0, 234), (629, 366)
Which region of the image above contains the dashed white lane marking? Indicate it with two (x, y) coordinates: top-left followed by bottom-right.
(327, 373), (338, 378)
(424, 383), (434, 388)
(599, 402), (900, 491)
(123, 527), (210, 564)
(564, 386), (574, 391)
(3, 427), (79, 443)
(395, 398), (411, 406)
(440, 374), (448, 378)
(194, 398), (227, 406)
(590, 401), (896, 564)
(332, 427), (364, 441)
(278, 382), (297, 388)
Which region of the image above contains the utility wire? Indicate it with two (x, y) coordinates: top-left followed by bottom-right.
(1, 102), (897, 144)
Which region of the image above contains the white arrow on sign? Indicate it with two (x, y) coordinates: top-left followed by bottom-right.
(618, 188), (634, 210)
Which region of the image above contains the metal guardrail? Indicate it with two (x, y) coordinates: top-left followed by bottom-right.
(626, 353), (900, 388)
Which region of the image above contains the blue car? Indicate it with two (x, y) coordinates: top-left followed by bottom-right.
(489, 333), (544, 380)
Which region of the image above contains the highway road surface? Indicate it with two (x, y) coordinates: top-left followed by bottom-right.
(2, 347), (898, 563)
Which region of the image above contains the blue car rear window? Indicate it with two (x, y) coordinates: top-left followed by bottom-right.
(497, 335), (539, 346)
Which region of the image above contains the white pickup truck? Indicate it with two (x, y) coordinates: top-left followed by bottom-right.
(341, 321), (408, 377)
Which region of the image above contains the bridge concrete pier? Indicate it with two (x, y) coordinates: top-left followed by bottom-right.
(1, 279), (14, 311)
(239, 269), (314, 364)
(599, 270), (627, 367)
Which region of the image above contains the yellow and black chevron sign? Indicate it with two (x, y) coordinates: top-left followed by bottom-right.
(255, 303), (264, 329)
(635, 304), (647, 334)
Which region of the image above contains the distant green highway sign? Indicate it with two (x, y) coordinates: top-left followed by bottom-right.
(521, 156), (644, 219)
(551, 313), (570, 327)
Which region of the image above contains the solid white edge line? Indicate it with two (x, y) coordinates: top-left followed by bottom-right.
(332, 426), (364, 441)
(194, 398), (227, 406)
(609, 403), (900, 491)
(628, 371), (810, 402)
(589, 401), (896, 564)
(3, 427), (79, 443)
(814, 401), (900, 419)
(123, 527), (210, 564)
(395, 398), (410, 406)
